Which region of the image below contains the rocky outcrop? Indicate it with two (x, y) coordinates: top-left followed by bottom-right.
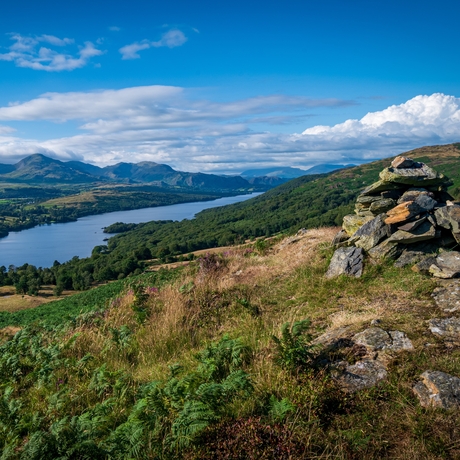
(413, 371), (460, 409)
(428, 317), (460, 343)
(315, 326), (413, 392)
(432, 280), (460, 312)
(325, 247), (364, 279)
(329, 155), (460, 279)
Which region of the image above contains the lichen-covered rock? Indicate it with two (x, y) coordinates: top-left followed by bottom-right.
(332, 229), (349, 246)
(428, 317), (460, 340)
(351, 214), (391, 251)
(359, 180), (404, 197)
(334, 359), (388, 393)
(412, 255), (437, 274)
(387, 221), (436, 245)
(369, 198), (397, 214)
(342, 214), (374, 236)
(385, 201), (423, 225)
(397, 187), (434, 204)
(432, 280), (460, 313)
(429, 252), (460, 279)
(434, 205), (460, 243)
(325, 247), (364, 278)
(368, 239), (402, 260)
(379, 163), (447, 186)
(353, 327), (413, 353)
(413, 371), (460, 409)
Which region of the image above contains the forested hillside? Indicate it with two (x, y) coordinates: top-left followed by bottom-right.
(1, 144), (459, 294)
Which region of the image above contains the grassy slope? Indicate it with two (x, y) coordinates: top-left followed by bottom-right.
(106, 143), (460, 260)
(0, 228), (457, 458)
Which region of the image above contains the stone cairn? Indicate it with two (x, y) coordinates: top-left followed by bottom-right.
(327, 155), (460, 279)
(322, 156), (460, 405)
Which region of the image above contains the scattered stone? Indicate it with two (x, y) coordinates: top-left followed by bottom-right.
(312, 327), (352, 347)
(412, 256), (437, 274)
(332, 229), (349, 246)
(391, 156), (415, 169)
(379, 163), (447, 186)
(431, 280), (460, 312)
(429, 252), (460, 279)
(342, 214), (374, 236)
(334, 359), (388, 392)
(353, 327), (413, 353)
(413, 371), (460, 409)
(385, 201), (423, 225)
(351, 214), (392, 251)
(429, 317), (460, 340)
(370, 319), (382, 326)
(326, 247), (364, 279)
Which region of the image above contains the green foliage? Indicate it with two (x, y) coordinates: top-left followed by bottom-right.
(268, 395), (296, 422)
(0, 269), (180, 329)
(272, 319), (319, 372)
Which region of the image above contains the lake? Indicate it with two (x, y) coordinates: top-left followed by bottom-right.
(0, 193), (261, 268)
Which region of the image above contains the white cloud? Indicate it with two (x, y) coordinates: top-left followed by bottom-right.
(119, 29), (187, 59)
(109, 26), (121, 32)
(0, 90), (458, 173)
(151, 29), (187, 48)
(0, 33), (103, 71)
(119, 41), (151, 60)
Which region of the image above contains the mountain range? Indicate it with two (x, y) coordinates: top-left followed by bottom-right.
(0, 154), (352, 190)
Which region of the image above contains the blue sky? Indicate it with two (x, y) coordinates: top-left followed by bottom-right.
(0, 0), (459, 173)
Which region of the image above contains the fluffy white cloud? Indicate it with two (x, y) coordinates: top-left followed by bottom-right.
(0, 90), (458, 173)
(119, 29), (187, 59)
(0, 33), (103, 71)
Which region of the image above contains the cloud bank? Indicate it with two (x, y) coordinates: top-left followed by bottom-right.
(0, 33), (103, 71)
(0, 90), (458, 172)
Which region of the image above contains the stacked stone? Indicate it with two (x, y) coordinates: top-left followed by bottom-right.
(332, 156), (460, 277)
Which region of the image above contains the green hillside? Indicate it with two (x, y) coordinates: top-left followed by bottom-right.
(105, 143), (460, 262)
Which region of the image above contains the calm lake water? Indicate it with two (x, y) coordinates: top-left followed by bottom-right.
(0, 193), (261, 268)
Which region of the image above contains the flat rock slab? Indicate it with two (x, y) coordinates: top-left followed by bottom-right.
(351, 214), (391, 251)
(387, 221), (436, 245)
(413, 371), (460, 409)
(432, 280), (460, 312)
(434, 205), (460, 232)
(385, 201), (423, 225)
(398, 187), (434, 204)
(326, 247), (364, 279)
(368, 239), (402, 260)
(379, 164), (447, 186)
(334, 359), (388, 393)
(392, 156), (415, 169)
(429, 252), (460, 279)
(312, 326), (352, 347)
(353, 327), (413, 353)
(429, 317), (460, 340)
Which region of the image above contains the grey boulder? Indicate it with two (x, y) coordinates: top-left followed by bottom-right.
(326, 247), (364, 279)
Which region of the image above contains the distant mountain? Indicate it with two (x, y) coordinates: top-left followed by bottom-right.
(3, 154), (96, 183)
(241, 164), (353, 179)
(0, 154), (261, 191)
